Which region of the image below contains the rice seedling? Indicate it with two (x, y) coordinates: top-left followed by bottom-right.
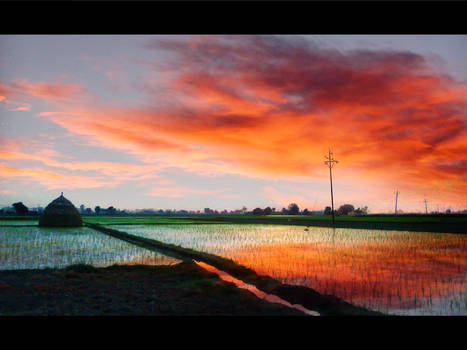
(113, 224), (467, 315)
(0, 226), (179, 270)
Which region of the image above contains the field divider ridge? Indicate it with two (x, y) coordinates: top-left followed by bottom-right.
(85, 222), (383, 316)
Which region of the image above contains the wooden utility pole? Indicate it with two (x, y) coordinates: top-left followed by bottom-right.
(395, 190), (399, 215)
(324, 148), (338, 226)
(424, 199), (428, 214)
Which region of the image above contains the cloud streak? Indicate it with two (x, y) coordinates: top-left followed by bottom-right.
(3, 36), (466, 209)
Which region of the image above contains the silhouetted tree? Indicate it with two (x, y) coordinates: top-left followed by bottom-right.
(353, 206), (368, 215)
(281, 207), (288, 214)
(263, 207), (272, 215)
(324, 206), (332, 215)
(252, 207), (264, 215)
(302, 208), (310, 215)
(337, 204), (354, 216)
(12, 202), (28, 216)
(107, 206), (116, 215)
(95, 206), (101, 215)
(287, 203), (300, 215)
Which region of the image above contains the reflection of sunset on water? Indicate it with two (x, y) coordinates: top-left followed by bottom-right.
(116, 224), (467, 315)
(225, 238), (467, 315)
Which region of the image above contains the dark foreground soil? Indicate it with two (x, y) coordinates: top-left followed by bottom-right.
(0, 262), (308, 316)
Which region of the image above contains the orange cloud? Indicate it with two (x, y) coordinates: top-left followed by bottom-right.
(0, 139), (167, 187)
(21, 36), (467, 208)
(0, 78), (87, 117)
(6, 79), (85, 100)
(0, 162), (120, 190)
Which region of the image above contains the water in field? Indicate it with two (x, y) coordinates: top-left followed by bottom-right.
(112, 224), (467, 316)
(0, 226), (179, 270)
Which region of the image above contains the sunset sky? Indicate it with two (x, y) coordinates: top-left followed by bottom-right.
(1, 35), (466, 213)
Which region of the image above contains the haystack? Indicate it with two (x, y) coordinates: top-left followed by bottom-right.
(38, 193), (82, 227)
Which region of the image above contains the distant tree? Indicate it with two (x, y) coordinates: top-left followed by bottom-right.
(337, 204), (355, 216)
(324, 206), (332, 215)
(241, 206), (248, 214)
(263, 207), (272, 215)
(12, 202), (28, 216)
(302, 208), (310, 215)
(287, 203), (300, 215)
(107, 206), (116, 215)
(353, 206), (368, 216)
(95, 206), (101, 215)
(281, 207), (288, 215)
(252, 207), (264, 215)
(446, 209), (451, 214)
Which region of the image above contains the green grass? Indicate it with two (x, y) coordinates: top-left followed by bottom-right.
(0, 216), (39, 221)
(3, 213), (466, 225)
(81, 216), (215, 225)
(3, 213), (466, 233)
(263, 214), (467, 223)
(80, 214), (467, 224)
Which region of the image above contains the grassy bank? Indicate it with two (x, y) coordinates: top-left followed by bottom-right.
(3, 213), (465, 233)
(80, 214), (467, 234)
(0, 262), (308, 316)
(185, 215), (467, 234)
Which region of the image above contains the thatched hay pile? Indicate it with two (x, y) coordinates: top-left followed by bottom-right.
(39, 193), (82, 227)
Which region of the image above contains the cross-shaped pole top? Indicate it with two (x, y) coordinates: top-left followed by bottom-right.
(324, 148), (338, 168)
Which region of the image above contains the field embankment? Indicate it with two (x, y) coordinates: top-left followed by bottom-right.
(86, 223), (383, 316)
(185, 215), (467, 234)
(3, 214), (466, 234)
(0, 262), (307, 316)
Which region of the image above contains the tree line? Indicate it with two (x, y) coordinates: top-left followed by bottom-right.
(3, 201), (465, 217)
(250, 203), (369, 216)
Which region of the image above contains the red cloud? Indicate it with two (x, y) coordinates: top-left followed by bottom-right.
(33, 36), (467, 207)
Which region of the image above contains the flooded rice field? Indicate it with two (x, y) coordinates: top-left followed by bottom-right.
(0, 225), (179, 270)
(1, 221), (465, 315)
(111, 224), (467, 315)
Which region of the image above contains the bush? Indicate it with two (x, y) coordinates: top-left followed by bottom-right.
(337, 204), (355, 216)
